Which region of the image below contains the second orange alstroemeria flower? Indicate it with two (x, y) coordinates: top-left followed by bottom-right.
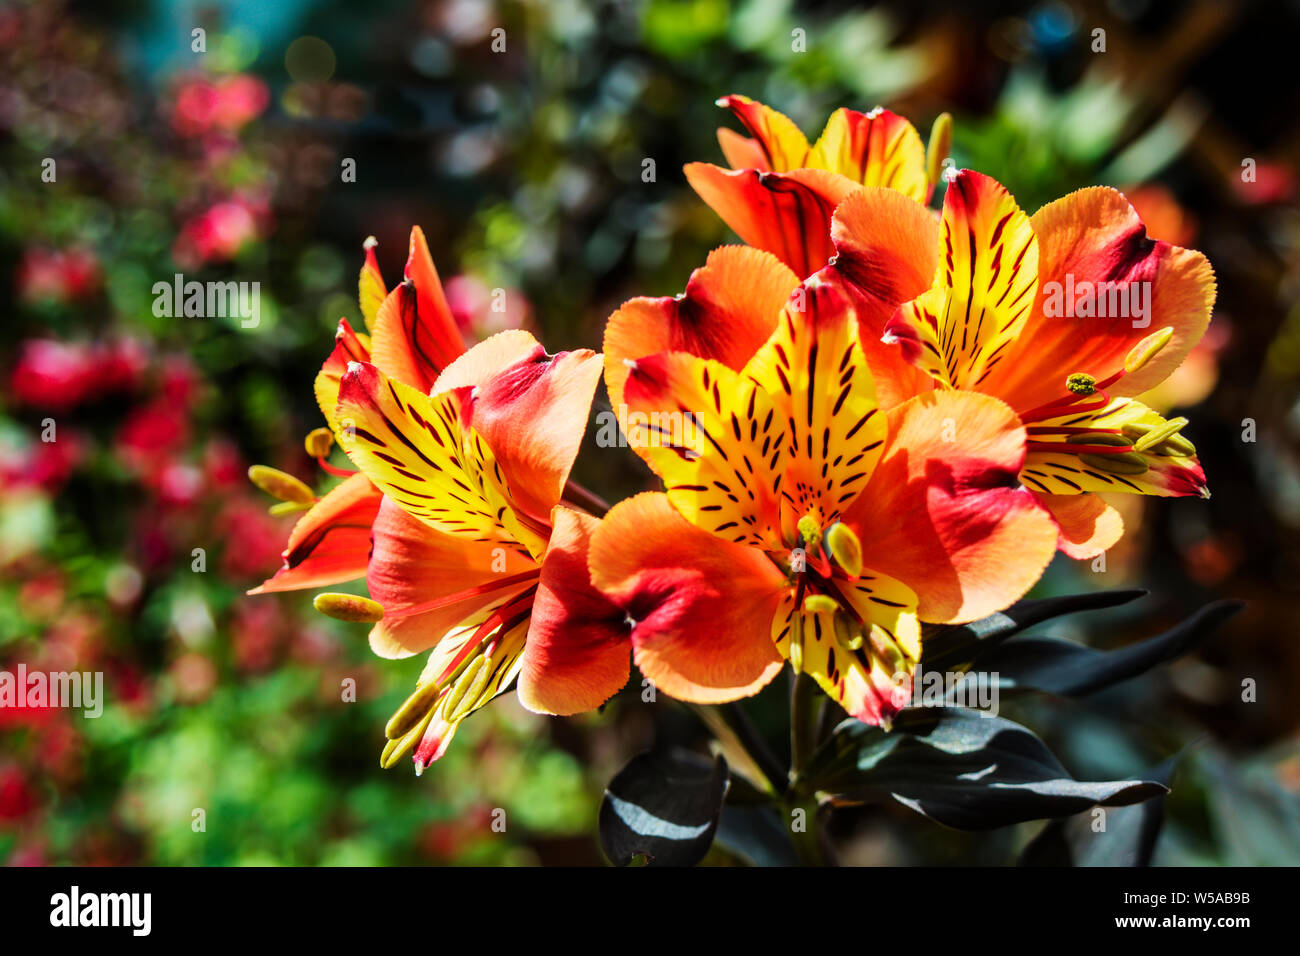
(250, 226), (467, 596)
(333, 330), (629, 771)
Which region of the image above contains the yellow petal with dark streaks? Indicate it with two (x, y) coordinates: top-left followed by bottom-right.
(889, 170), (1038, 390)
(334, 361), (546, 555)
(1021, 397), (1208, 499)
(743, 280), (886, 540)
(622, 351), (786, 550)
(807, 107), (928, 201)
(771, 573), (918, 727)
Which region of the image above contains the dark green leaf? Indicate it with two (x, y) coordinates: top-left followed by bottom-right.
(921, 589), (1148, 671)
(974, 600), (1242, 696)
(599, 750), (729, 867)
(715, 805), (800, 867)
(1020, 757), (1175, 866)
(803, 708), (1166, 830)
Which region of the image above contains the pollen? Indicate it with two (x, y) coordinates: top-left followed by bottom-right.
(313, 592), (385, 623)
(1066, 372), (1097, 396)
(803, 594), (838, 614)
(248, 464), (316, 505)
(796, 514), (822, 549)
(825, 522), (863, 578)
(304, 427), (334, 459)
(1124, 326), (1175, 373)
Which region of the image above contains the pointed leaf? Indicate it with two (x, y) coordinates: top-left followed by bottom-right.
(1020, 756), (1175, 866)
(920, 588), (1147, 671)
(715, 805), (800, 867)
(804, 708), (1165, 830)
(974, 600), (1243, 696)
(599, 751), (729, 867)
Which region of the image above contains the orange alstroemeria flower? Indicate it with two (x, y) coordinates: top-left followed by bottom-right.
(860, 169), (1216, 559)
(684, 94), (948, 278)
(333, 331), (628, 771)
(595, 277), (1059, 726)
(250, 227), (467, 594)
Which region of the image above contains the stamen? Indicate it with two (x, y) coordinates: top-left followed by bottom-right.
(803, 594), (838, 614)
(380, 706), (437, 770)
(1124, 326), (1175, 373)
(1132, 416), (1188, 453)
(796, 514), (822, 551)
(867, 625), (907, 675)
(832, 612), (864, 651)
(313, 592), (385, 623)
(925, 112), (953, 187)
(788, 613), (805, 675)
(304, 427), (334, 459)
(1066, 373), (1097, 396)
(386, 680), (444, 740)
(825, 522), (863, 578)
(248, 464), (315, 504)
(442, 655), (487, 720)
(1078, 451), (1149, 475)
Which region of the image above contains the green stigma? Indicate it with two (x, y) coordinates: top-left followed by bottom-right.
(1066, 373), (1097, 396)
(796, 514), (822, 549)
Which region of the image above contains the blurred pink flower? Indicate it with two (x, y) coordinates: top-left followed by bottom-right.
(10, 340), (96, 409)
(171, 73), (270, 137)
(16, 248), (100, 305)
(0, 765), (37, 824)
(444, 274), (532, 339)
(0, 430), (84, 492)
(172, 192), (270, 267)
(9, 337), (147, 410)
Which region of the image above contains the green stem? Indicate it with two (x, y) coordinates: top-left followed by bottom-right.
(789, 671), (818, 789)
(787, 672), (834, 865)
(690, 703), (784, 796)
(561, 479), (610, 517)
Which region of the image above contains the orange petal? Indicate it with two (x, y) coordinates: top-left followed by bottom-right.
(716, 126), (768, 170)
(368, 280), (438, 393)
(603, 245), (797, 413)
(843, 390), (1059, 624)
(1037, 492), (1124, 559)
(817, 187), (941, 409)
(314, 318), (371, 431)
(773, 575), (919, 727)
(368, 227), (467, 390)
(335, 361), (545, 555)
(1020, 397), (1209, 499)
(249, 472), (382, 594)
(589, 492), (785, 704)
(437, 331), (602, 525)
(716, 94), (811, 171)
(433, 329), (541, 392)
(467, 343), (604, 528)
(981, 186), (1216, 414)
(742, 279), (886, 540)
(517, 507), (630, 715)
(366, 497), (537, 659)
(683, 163), (857, 278)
